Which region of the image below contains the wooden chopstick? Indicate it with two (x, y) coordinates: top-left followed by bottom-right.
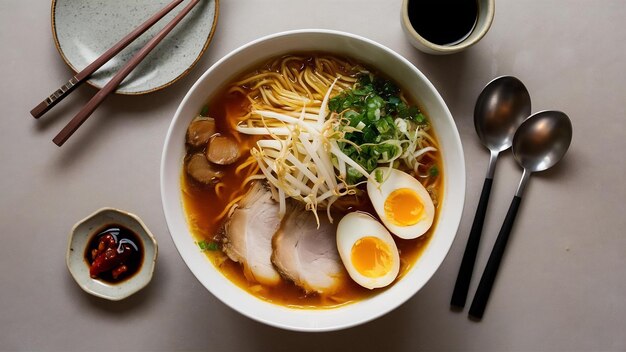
(31, 0), (185, 119)
(52, 0), (201, 146)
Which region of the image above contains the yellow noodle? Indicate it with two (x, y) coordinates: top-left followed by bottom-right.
(228, 86), (249, 95)
(215, 195), (245, 222)
(243, 173), (265, 186)
(214, 182), (226, 199)
(243, 164), (260, 181)
(250, 78), (283, 91)
(233, 72), (284, 87)
(235, 155), (258, 174)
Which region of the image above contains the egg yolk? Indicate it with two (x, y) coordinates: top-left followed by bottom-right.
(384, 188), (424, 226)
(351, 237), (393, 278)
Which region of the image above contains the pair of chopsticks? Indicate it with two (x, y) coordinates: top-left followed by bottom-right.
(31, 0), (200, 146)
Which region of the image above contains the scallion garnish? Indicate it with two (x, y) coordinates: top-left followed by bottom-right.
(328, 74), (431, 184)
(197, 240), (219, 251)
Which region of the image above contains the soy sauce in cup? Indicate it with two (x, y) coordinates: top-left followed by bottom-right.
(408, 0), (479, 46)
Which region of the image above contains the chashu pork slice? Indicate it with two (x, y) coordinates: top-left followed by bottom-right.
(272, 205), (346, 294)
(222, 182), (282, 285)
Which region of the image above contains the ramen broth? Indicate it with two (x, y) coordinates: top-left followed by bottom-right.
(181, 55), (443, 308)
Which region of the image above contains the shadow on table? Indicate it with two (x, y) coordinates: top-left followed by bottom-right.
(182, 278), (469, 352)
(63, 252), (168, 315)
(240, 303), (416, 351)
(405, 49), (477, 114)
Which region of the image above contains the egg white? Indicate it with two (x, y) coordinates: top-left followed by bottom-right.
(367, 168), (435, 239)
(336, 212), (400, 289)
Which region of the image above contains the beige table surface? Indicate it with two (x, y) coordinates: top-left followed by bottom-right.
(1, 0), (625, 351)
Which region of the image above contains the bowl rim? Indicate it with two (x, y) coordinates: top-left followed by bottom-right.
(160, 28), (465, 331)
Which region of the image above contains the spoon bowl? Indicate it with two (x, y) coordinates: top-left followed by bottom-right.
(513, 110), (573, 172)
(475, 76), (532, 153)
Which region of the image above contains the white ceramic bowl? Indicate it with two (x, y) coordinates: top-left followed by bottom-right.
(161, 29), (465, 331)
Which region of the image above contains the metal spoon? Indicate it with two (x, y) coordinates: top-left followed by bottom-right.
(451, 76), (531, 308)
(468, 110), (573, 319)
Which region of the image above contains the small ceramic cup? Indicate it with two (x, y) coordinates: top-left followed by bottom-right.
(401, 0), (495, 55)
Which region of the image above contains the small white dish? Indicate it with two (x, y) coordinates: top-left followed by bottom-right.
(66, 208), (158, 301)
(52, 0), (219, 94)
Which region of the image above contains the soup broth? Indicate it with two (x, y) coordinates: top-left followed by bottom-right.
(181, 54), (443, 308)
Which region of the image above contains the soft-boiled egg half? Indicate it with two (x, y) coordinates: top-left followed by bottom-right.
(336, 212), (400, 289)
(367, 168), (435, 239)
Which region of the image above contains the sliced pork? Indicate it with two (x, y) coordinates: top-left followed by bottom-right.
(272, 205), (346, 294)
(222, 182), (282, 285)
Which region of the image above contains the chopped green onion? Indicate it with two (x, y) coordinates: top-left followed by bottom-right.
(375, 169), (384, 183)
(346, 166), (362, 185)
(429, 165), (439, 177)
(200, 105), (209, 117)
(197, 240), (219, 251)
(333, 73), (432, 184)
(415, 112), (426, 124)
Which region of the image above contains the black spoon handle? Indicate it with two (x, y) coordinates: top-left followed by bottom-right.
(450, 177), (494, 308)
(469, 195), (522, 320)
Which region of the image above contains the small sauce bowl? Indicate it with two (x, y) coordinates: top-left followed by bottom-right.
(401, 0), (495, 55)
(66, 208), (158, 301)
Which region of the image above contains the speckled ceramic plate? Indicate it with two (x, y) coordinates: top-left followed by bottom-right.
(52, 0), (218, 95)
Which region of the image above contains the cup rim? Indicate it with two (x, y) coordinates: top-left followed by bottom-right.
(401, 0), (495, 53)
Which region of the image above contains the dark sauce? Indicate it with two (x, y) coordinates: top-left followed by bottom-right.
(408, 0), (479, 46)
(84, 225), (143, 284)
